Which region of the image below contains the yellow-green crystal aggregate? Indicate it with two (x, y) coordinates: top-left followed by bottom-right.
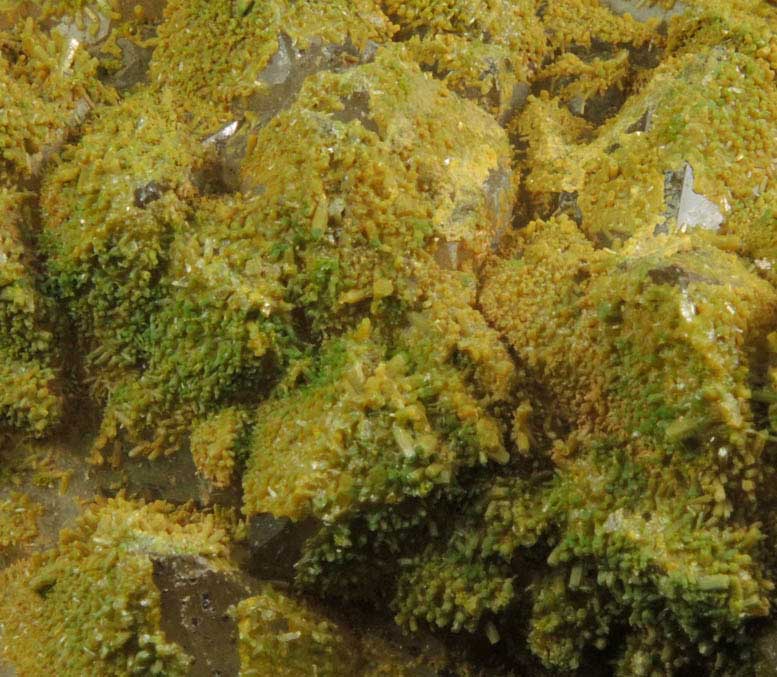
(0, 189), (61, 435)
(0, 496), (232, 675)
(236, 585), (454, 676)
(0, 492), (42, 552)
(0, 1), (776, 676)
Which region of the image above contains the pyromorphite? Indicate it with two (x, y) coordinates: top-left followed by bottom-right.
(0, 496), (233, 676)
(0, 1), (776, 676)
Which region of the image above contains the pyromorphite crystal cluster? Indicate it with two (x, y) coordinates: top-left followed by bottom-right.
(235, 588), (363, 677)
(0, 190), (62, 435)
(0, 496), (232, 675)
(236, 585), (455, 676)
(1, 0), (777, 676)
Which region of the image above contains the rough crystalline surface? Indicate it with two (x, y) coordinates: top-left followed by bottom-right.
(0, 1), (776, 676)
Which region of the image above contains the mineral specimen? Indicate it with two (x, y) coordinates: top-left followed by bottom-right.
(0, 0), (776, 676)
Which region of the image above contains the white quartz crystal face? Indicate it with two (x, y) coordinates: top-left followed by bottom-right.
(677, 164), (725, 232)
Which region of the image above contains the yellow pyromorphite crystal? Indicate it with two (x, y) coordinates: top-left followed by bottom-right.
(243, 304), (511, 522)
(517, 6), (777, 248)
(0, 14), (113, 178)
(540, 0), (658, 51)
(35, 31), (516, 465)
(0, 492), (42, 552)
(482, 217), (777, 466)
(237, 585), (454, 677)
(0, 496), (232, 676)
(189, 407), (245, 488)
(381, 0), (546, 120)
(236, 589), (362, 677)
(151, 0), (396, 131)
(381, 0), (546, 68)
(237, 43), (516, 287)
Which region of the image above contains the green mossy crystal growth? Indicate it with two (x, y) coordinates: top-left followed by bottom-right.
(0, 189), (62, 435)
(1, 1), (777, 676)
(243, 290), (515, 599)
(37, 30), (515, 461)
